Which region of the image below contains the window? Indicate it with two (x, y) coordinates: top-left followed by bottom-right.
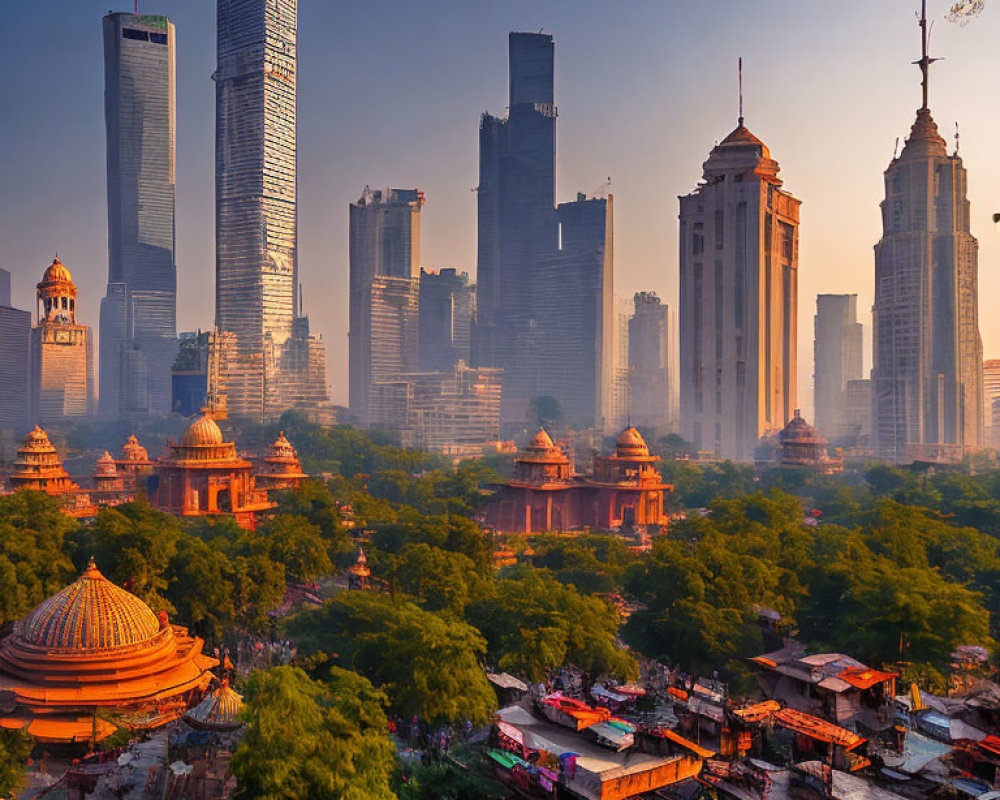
(692, 222), (705, 256)
(714, 209), (724, 250)
(122, 28), (149, 41)
(150, 32), (168, 44)
(780, 222), (794, 262)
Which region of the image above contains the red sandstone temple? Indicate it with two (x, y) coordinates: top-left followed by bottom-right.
(483, 427), (673, 534)
(0, 558), (217, 744)
(256, 431), (309, 490)
(8, 426), (79, 494)
(149, 409), (276, 528)
(760, 410), (844, 474)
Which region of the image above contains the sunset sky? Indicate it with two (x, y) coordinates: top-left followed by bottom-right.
(2, 0), (998, 410)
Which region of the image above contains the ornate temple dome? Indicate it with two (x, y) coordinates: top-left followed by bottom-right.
(39, 257), (75, 288)
(719, 123), (769, 156)
(121, 434), (150, 463)
(94, 451), (118, 477)
(181, 411), (224, 447)
(9, 426), (77, 493)
(615, 426), (651, 457)
(528, 429), (555, 451)
(258, 431), (308, 485)
(183, 678), (244, 731)
(0, 559), (218, 743)
(17, 558), (161, 651)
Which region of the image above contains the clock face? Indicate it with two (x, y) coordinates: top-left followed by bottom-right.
(54, 330), (71, 344)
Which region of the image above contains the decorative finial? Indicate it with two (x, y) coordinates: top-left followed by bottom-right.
(954, 121), (960, 154)
(914, 0), (940, 111)
(737, 57), (744, 126)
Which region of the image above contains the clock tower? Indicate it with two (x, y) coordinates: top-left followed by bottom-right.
(30, 257), (94, 422)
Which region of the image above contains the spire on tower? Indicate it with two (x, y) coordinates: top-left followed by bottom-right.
(737, 57), (744, 126)
(914, 0), (940, 111)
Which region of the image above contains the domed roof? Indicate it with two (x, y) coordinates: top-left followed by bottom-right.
(15, 558), (163, 652)
(616, 426), (650, 456)
(183, 678), (244, 731)
(719, 122), (768, 154)
(121, 434), (150, 462)
(40, 257), (74, 286)
(20, 426), (56, 452)
(94, 450), (118, 476)
(528, 429), (555, 451)
(181, 410), (224, 447)
(779, 409), (827, 445)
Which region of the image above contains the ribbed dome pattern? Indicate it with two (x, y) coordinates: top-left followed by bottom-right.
(16, 559), (162, 652)
(181, 413), (224, 446)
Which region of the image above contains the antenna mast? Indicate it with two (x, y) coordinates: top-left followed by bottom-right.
(915, 0), (939, 111)
(738, 57), (744, 125)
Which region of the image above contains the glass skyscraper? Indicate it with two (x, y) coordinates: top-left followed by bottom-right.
(215, 0), (298, 417)
(101, 12), (176, 416)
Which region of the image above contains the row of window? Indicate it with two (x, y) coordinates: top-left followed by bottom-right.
(123, 28), (168, 45)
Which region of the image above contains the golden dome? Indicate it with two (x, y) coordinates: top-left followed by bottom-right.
(181, 411), (224, 447)
(40, 257), (74, 286)
(528, 429), (555, 451)
(15, 558), (163, 652)
(616, 426), (650, 456)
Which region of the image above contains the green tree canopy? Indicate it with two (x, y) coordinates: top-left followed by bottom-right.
(232, 666), (396, 800)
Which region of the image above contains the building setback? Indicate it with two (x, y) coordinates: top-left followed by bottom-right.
(678, 119), (800, 461)
(534, 194), (614, 430)
(871, 12), (983, 461)
(0, 269), (31, 431)
(419, 268), (475, 373)
(474, 32), (557, 424)
(349, 188), (423, 428)
(100, 12), (177, 417)
(814, 294), (863, 442)
(629, 291), (677, 433)
(30, 259), (94, 423)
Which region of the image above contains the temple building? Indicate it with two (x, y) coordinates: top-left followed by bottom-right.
(183, 677), (243, 732)
(347, 548), (371, 590)
(29, 257), (95, 422)
(92, 450), (126, 496)
(484, 427), (672, 534)
(148, 409), (274, 528)
(256, 431), (308, 490)
(761, 410), (843, 474)
(8, 426), (80, 495)
(115, 434), (157, 491)
(0, 558), (217, 744)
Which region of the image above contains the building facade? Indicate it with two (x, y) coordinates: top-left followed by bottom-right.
(215, 0), (329, 419)
(101, 12), (177, 417)
(814, 294), (863, 442)
(982, 359), (1000, 446)
(419, 268), (474, 373)
(609, 295), (633, 434)
(0, 268), (31, 431)
(474, 32), (557, 424)
(629, 291), (677, 433)
(846, 379), (873, 449)
(871, 21), (983, 462)
(349, 188), (423, 427)
(534, 194), (614, 430)
(29, 259), (94, 423)
(484, 427), (671, 534)
(679, 120), (800, 461)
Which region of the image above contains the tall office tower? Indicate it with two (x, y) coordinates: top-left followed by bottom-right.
(29, 259), (95, 422)
(475, 32), (557, 423)
(349, 188), (423, 427)
(872, 8), (983, 461)
(101, 12), (176, 417)
(215, 0), (298, 417)
(983, 359), (1000, 446)
(608, 295), (633, 434)
(0, 269), (31, 431)
(534, 194), (614, 429)
(813, 294), (863, 441)
(419, 268), (475, 373)
(847, 379), (873, 447)
(679, 118), (800, 461)
(629, 291), (677, 433)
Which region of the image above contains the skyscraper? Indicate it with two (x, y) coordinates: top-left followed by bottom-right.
(474, 32), (557, 422)
(871, 6), (983, 461)
(215, 0), (298, 417)
(0, 268), (31, 431)
(814, 294), (863, 441)
(30, 259), (94, 422)
(534, 194), (614, 430)
(419, 268), (475, 373)
(629, 291), (677, 433)
(678, 119), (800, 461)
(609, 295), (633, 434)
(101, 12), (177, 416)
(349, 188), (423, 427)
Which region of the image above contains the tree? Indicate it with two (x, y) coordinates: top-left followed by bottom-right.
(383, 543), (483, 615)
(288, 592), (496, 725)
(266, 515), (333, 583)
(0, 729), (31, 798)
(232, 666), (396, 800)
(397, 754), (505, 800)
(468, 565), (637, 684)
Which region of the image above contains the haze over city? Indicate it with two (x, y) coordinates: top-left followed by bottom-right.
(4, 0), (1000, 409)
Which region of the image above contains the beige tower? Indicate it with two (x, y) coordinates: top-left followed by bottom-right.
(678, 119), (800, 461)
(30, 258), (94, 422)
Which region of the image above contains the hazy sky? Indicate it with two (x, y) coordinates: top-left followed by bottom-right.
(2, 0), (999, 411)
